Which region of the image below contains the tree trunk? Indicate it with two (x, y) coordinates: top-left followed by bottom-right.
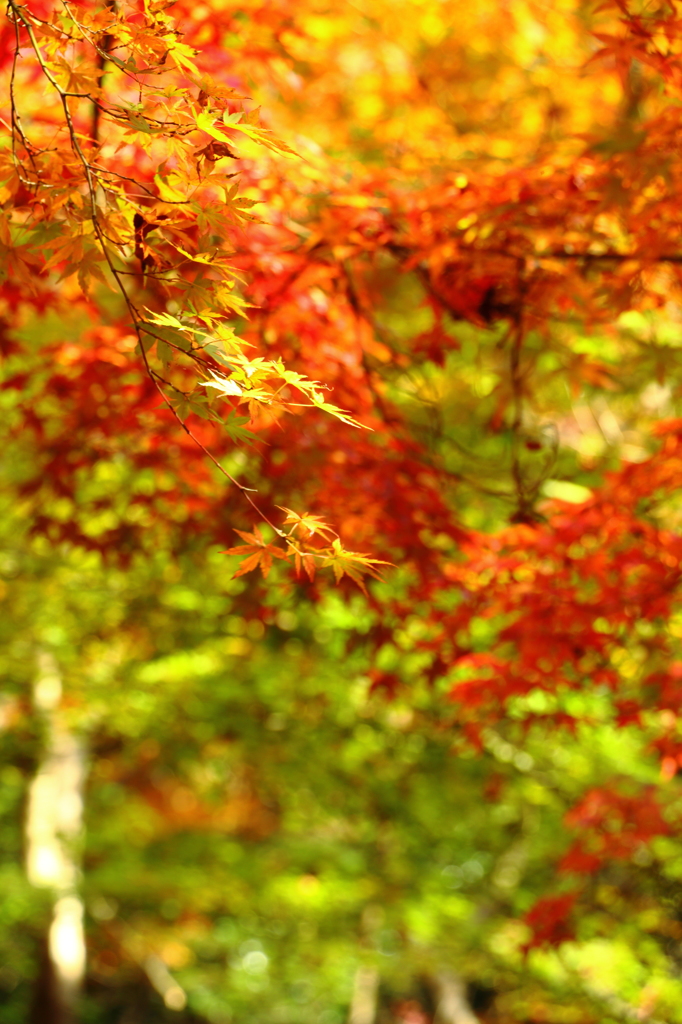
(348, 967), (379, 1024)
(433, 972), (479, 1024)
(26, 652), (86, 1024)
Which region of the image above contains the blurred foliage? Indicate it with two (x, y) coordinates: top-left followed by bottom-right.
(5, 0), (682, 1022)
(3, 445), (682, 1022)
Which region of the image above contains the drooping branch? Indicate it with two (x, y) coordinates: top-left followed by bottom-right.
(5, 0), (387, 590)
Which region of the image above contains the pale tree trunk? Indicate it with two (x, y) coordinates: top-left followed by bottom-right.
(433, 972), (480, 1024)
(26, 652), (86, 1024)
(348, 966), (379, 1024)
(144, 953), (188, 1011)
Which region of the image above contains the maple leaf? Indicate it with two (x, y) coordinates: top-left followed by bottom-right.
(308, 389), (366, 428)
(277, 507), (336, 540)
(291, 548), (318, 582)
(321, 538), (391, 594)
(198, 372), (243, 398)
(222, 411), (259, 446)
(223, 528), (289, 579)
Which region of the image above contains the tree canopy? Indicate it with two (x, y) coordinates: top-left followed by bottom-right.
(4, 0), (682, 1022)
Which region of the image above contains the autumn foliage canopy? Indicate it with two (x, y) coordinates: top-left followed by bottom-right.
(6, 0), (682, 1020)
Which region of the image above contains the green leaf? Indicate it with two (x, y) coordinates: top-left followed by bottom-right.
(223, 411), (259, 446)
